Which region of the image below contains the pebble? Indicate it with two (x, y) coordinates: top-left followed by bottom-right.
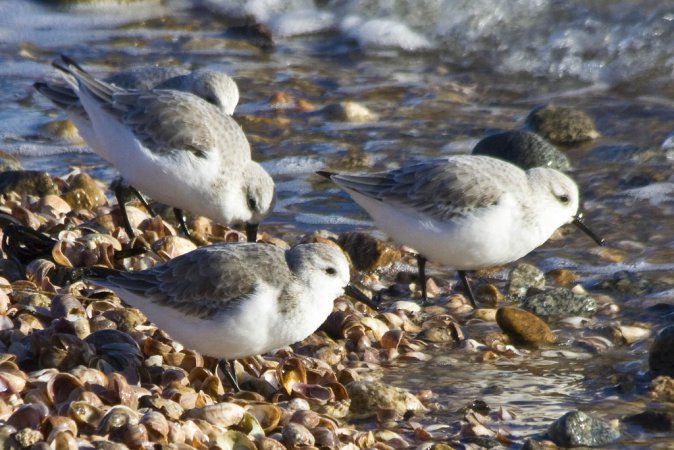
(649, 325), (674, 377)
(599, 270), (653, 296)
(506, 263), (545, 298)
(623, 411), (672, 432)
(472, 130), (570, 171)
(524, 104), (600, 145)
(320, 101), (379, 123)
(547, 411), (620, 447)
(650, 376), (674, 403)
(0, 170), (57, 197)
(0, 150), (22, 172)
(337, 232), (402, 272)
(522, 287), (597, 318)
(346, 381), (427, 417)
(66, 173), (107, 207)
(496, 307), (556, 345)
(475, 284), (503, 306)
(546, 268), (578, 287)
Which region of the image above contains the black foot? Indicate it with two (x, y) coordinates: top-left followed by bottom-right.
(218, 359), (240, 392)
(173, 208), (191, 239)
(417, 255), (432, 305)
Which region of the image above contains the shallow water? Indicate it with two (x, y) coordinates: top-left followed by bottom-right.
(1, 0), (673, 447)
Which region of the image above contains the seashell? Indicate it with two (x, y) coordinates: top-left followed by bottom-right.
(237, 412), (266, 440)
(50, 294), (85, 320)
(257, 437), (287, 450)
(380, 330), (404, 350)
(277, 358), (307, 395)
(49, 431), (77, 450)
(77, 232), (122, 251)
(185, 402), (245, 427)
(122, 423), (148, 448)
(51, 239), (85, 268)
(12, 428), (43, 448)
(68, 401), (104, 428)
(45, 372), (84, 408)
(40, 333), (94, 371)
(97, 405), (139, 436)
(151, 235), (197, 261)
(210, 430), (257, 450)
(45, 416), (79, 442)
(6, 402), (49, 429)
(84, 329), (143, 373)
(291, 383), (335, 405)
(25, 258), (58, 293)
(361, 316), (391, 340)
(140, 411), (169, 443)
(311, 426), (337, 448)
(139, 215), (176, 238)
(282, 422), (315, 448)
(245, 403), (282, 433)
(104, 372), (138, 410)
(0, 358), (28, 395)
(289, 409), (321, 429)
(617, 325), (650, 344)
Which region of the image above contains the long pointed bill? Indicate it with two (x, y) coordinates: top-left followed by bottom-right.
(572, 213), (604, 246)
(245, 223), (258, 243)
(344, 284), (379, 310)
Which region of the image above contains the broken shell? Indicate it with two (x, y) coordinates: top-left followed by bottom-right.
(151, 235), (197, 261)
(45, 373), (84, 408)
(140, 411), (169, 443)
(6, 402), (49, 429)
(49, 431), (77, 450)
(97, 405), (139, 435)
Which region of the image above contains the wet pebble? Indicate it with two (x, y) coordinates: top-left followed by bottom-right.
(496, 307), (556, 345)
(346, 381), (427, 417)
(64, 173), (107, 208)
(623, 410), (672, 432)
(522, 287), (597, 318)
(650, 376), (674, 403)
(337, 232), (402, 272)
(547, 411), (620, 447)
(0, 149), (22, 172)
(649, 325), (674, 377)
(0, 171), (57, 197)
(320, 101), (379, 122)
(599, 270), (654, 296)
(524, 104), (600, 145)
(506, 263), (545, 298)
(472, 130), (570, 170)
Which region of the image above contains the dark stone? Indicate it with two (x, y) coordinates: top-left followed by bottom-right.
(599, 271), (653, 296)
(525, 104), (599, 145)
(0, 170), (57, 197)
(506, 263), (545, 298)
(649, 325), (674, 378)
(472, 130), (571, 171)
(547, 411), (620, 447)
(623, 411), (672, 432)
(337, 231), (402, 272)
(522, 287), (597, 318)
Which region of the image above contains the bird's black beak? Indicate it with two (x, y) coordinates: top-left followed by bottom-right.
(245, 223), (258, 243)
(572, 212), (604, 246)
(344, 284), (379, 310)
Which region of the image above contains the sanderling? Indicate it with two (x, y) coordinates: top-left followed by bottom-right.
(85, 242), (376, 390)
(35, 58), (242, 239)
(42, 56), (273, 243)
(318, 155), (604, 307)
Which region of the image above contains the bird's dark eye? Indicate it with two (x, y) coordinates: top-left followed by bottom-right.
(204, 95), (219, 106)
(325, 267), (337, 275)
(247, 196), (257, 211)
(557, 194), (570, 204)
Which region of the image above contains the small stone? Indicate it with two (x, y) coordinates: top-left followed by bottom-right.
(346, 381), (427, 417)
(472, 130), (570, 171)
(623, 411), (672, 432)
(337, 232), (402, 271)
(0, 150), (22, 172)
(0, 171), (57, 197)
(522, 287), (597, 318)
(599, 271), (653, 296)
(417, 324), (462, 344)
(547, 411), (620, 447)
(525, 104), (600, 145)
(546, 268), (578, 287)
(506, 263), (545, 298)
(649, 325), (674, 377)
(321, 101), (379, 122)
(496, 307), (556, 345)
(650, 376), (674, 403)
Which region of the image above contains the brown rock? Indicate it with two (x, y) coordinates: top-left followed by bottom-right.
(547, 268), (578, 287)
(496, 307), (556, 345)
(476, 283), (503, 306)
(346, 381), (427, 418)
(337, 232), (402, 272)
(66, 173), (107, 207)
(525, 104), (600, 145)
(650, 376), (674, 403)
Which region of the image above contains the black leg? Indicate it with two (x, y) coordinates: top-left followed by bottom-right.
(173, 208), (191, 238)
(417, 255), (428, 304)
(114, 183), (136, 238)
(245, 222), (258, 243)
(128, 186), (157, 216)
(218, 359), (240, 392)
(458, 270), (477, 309)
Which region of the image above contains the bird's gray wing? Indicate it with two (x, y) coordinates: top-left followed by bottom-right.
(92, 244), (291, 319)
(331, 157), (526, 221)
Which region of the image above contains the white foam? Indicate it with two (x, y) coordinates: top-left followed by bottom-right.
(340, 16), (432, 51)
(270, 9), (336, 37)
(261, 156), (325, 176)
(622, 182), (674, 207)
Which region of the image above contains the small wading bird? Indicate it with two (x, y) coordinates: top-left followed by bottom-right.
(35, 55), (272, 242)
(318, 155), (604, 307)
(85, 242), (378, 391)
